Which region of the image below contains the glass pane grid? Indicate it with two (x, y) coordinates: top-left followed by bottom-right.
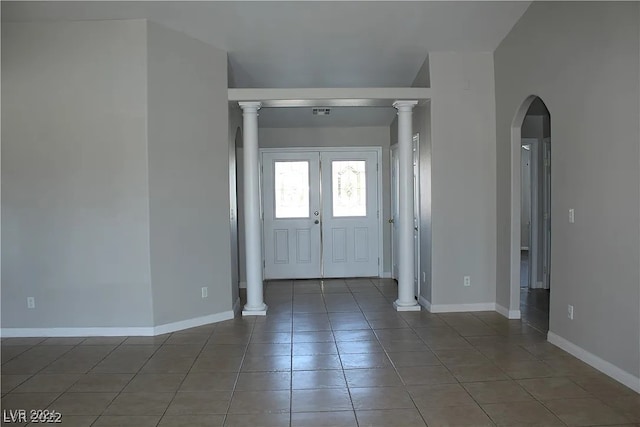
(332, 160), (366, 217)
(275, 161), (310, 218)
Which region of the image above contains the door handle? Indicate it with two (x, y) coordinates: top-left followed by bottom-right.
(314, 211), (319, 216)
(314, 220), (320, 224)
(388, 218), (394, 224)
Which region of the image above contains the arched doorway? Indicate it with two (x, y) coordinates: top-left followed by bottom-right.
(511, 96), (551, 332)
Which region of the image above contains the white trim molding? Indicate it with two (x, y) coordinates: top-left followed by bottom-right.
(418, 295), (431, 311)
(427, 302), (496, 313)
(381, 272), (393, 279)
(496, 303), (522, 319)
(154, 311), (235, 335)
(547, 331), (640, 394)
(1, 310), (235, 338)
(239, 281), (247, 289)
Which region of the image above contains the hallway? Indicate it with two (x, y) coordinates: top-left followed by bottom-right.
(2, 279), (638, 426)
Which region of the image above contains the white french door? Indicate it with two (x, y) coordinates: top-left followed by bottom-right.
(262, 149), (379, 279)
(262, 152), (322, 279)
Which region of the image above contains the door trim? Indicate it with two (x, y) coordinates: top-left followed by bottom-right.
(260, 146), (384, 278)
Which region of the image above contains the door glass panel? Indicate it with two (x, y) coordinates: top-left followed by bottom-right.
(332, 160), (366, 217)
(274, 161), (310, 218)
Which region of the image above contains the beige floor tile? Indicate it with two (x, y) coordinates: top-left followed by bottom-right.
(408, 383), (477, 408)
(449, 363), (509, 382)
(224, 413), (290, 427)
(344, 368), (402, 388)
(28, 415), (96, 427)
(165, 391), (232, 415)
(103, 392), (173, 415)
(292, 331), (335, 343)
(228, 390), (290, 414)
(481, 401), (565, 426)
(292, 342), (338, 355)
(68, 374), (134, 393)
(356, 409), (427, 427)
(396, 365), (457, 385)
(498, 360), (557, 379)
(336, 340), (384, 354)
(543, 398), (632, 426)
(81, 337), (126, 346)
(291, 388), (352, 412)
(518, 377), (590, 400)
(91, 416), (160, 426)
(601, 395), (640, 422)
(387, 350), (440, 367)
(292, 369), (346, 389)
(235, 371), (291, 391)
(293, 354), (342, 370)
(333, 330), (377, 341)
(291, 411), (358, 427)
(418, 404), (494, 426)
(1, 392), (61, 413)
(240, 355), (291, 372)
(339, 353), (391, 369)
(13, 374), (80, 393)
(50, 392), (117, 415)
(1, 375), (31, 394)
(245, 343), (292, 356)
(180, 372), (238, 391)
(463, 380), (534, 404)
(122, 373), (185, 392)
(350, 386), (414, 410)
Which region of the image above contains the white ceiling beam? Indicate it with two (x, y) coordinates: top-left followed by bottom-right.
(228, 88), (431, 107)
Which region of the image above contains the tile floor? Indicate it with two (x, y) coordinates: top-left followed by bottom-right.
(2, 278), (638, 426)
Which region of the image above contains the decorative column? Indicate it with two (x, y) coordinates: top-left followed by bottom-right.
(393, 100), (421, 311)
(239, 102), (267, 316)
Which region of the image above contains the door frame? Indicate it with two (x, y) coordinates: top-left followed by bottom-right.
(260, 146), (384, 278)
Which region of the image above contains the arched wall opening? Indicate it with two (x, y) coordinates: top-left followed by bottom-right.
(509, 95), (551, 328)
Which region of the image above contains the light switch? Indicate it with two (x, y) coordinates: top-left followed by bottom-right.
(568, 209), (575, 224)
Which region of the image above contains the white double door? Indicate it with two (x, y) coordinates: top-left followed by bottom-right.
(262, 150), (379, 279)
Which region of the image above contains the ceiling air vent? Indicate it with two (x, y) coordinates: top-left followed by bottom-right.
(312, 108), (331, 116)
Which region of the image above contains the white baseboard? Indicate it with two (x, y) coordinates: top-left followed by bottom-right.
(232, 297), (242, 316)
(154, 310), (235, 335)
(418, 295), (431, 311)
(427, 302), (496, 313)
(1, 310), (235, 338)
(0, 326), (155, 338)
(495, 303), (521, 319)
(547, 331), (640, 394)
(239, 281), (247, 289)
(380, 272), (393, 279)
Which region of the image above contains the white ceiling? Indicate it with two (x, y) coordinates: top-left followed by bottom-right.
(3, 1), (531, 127)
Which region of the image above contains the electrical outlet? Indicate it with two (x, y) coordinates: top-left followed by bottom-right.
(464, 276), (471, 287)
(567, 304), (574, 320)
(568, 208), (575, 224)
(27, 297), (35, 309)
(201, 287), (208, 298)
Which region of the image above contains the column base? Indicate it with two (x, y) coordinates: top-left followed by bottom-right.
(242, 304), (268, 316)
(394, 300), (421, 312)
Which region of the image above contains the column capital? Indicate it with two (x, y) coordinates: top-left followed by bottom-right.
(393, 100), (419, 112)
(238, 101), (262, 112)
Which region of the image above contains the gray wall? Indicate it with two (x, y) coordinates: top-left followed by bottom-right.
(495, 2), (640, 376)
(1, 21), (154, 327)
(429, 52), (497, 306)
(147, 22), (232, 325)
(237, 126), (391, 282)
